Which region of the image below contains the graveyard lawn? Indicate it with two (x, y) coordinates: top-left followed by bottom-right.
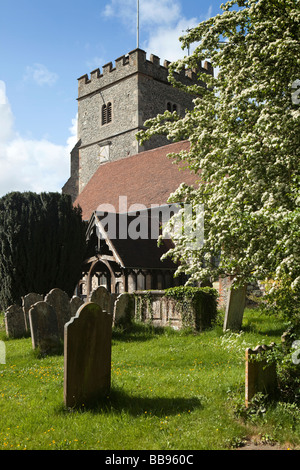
(0, 308), (299, 451)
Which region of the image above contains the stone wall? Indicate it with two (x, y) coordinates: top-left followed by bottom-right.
(61, 140), (81, 203)
(134, 291), (185, 330)
(114, 288), (218, 331)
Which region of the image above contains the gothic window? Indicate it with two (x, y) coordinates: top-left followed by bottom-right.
(102, 102), (112, 125)
(99, 274), (108, 289)
(156, 273), (163, 290)
(137, 272), (146, 290)
(166, 101), (179, 113)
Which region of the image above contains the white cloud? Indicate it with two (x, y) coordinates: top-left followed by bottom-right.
(23, 63), (59, 87)
(143, 18), (199, 62)
(86, 56), (106, 71)
(0, 80), (76, 197)
(140, 0), (181, 27)
(0, 81), (15, 142)
(103, 0), (213, 62)
(104, 0), (181, 31)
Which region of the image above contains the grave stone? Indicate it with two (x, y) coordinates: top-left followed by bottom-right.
(90, 286), (111, 313)
(245, 343), (277, 407)
(70, 295), (84, 318)
(22, 293), (43, 331)
(113, 293), (134, 326)
(45, 288), (71, 339)
(5, 305), (27, 338)
(64, 302), (112, 408)
(29, 301), (60, 355)
(223, 284), (247, 331)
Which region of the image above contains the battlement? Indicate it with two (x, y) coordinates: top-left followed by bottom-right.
(78, 48), (213, 99)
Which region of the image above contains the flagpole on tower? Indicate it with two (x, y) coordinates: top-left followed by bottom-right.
(137, 0), (140, 49)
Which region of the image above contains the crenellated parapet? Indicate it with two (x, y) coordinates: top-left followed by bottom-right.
(78, 48), (213, 99)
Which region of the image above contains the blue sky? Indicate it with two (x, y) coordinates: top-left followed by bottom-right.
(0, 0), (223, 196)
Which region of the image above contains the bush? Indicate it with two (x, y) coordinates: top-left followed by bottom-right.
(0, 192), (86, 309)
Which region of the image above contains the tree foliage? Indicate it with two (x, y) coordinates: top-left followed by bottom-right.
(137, 0), (300, 319)
(0, 192), (87, 309)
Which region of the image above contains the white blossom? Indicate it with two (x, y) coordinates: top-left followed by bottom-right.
(137, 0), (300, 292)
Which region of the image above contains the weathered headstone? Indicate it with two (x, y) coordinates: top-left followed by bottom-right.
(29, 301), (60, 355)
(89, 286), (111, 313)
(70, 295), (84, 317)
(223, 284), (247, 331)
(245, 343), (277, 407)
(5, 305), (27, 339)
(113, 293), (134, 326)
(45, 288), (71, 339)
(22, 293), (43, 331)
(64, 302), (112, 408)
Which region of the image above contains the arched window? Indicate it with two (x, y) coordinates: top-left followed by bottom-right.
(102, 102), (112, 125)
(137, 272), (146, 290)
(166, 101), (178, 113)
(156, 273), (163, 290)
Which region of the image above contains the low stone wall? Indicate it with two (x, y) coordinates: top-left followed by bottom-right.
(114, 287), (218, 331)
(135, 291), (183, 330)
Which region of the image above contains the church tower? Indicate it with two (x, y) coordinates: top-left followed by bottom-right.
(62, 48), (213, 202)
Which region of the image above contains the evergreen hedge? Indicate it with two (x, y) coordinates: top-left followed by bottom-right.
(0, 192), (87, 309)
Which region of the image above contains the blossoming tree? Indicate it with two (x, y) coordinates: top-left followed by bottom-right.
(137, 0), (300, 320)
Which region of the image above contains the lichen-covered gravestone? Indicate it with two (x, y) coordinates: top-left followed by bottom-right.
(245, 343), (277, 407)
(29, 301), (60, 355)
(113, 293), (134, 326)
(89, 286), (111, 313)
(64, 302), (112, 408)
(70, 295), (84, 317)
(22, 293), (43, 332)
(5, 305), (27, 338)
(45, 288), (72, 340)
(223, 284), (247, 331)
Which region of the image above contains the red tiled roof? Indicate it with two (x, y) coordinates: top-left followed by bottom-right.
(74, 141), (198, 221)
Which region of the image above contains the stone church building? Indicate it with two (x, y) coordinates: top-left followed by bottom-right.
(62, 48), (213, 297)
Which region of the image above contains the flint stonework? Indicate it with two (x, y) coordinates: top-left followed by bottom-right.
(64, 302), (112, 408)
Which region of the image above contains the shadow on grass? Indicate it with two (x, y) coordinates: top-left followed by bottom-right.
(112, 322), (179, 343)
(60, 387), (203, 417)
(242, 320), (285, 338)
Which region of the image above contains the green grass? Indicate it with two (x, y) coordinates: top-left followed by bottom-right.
(0, 309), (299, 450)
